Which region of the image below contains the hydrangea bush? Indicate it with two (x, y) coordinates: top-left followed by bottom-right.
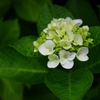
(0, 0), (100, 100)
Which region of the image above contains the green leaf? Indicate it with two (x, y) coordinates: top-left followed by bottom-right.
(0, 79), (23, 100)
(11, 36), (40, 57)
(13, 0), (52, 22)
(37, 4), (74, 34)
(90, 26), (100, 47)
(0, 19), (20, 48)
(0, 46), (48, 84)
(45, 69), (93, 100)
(0, 0), (11, 18)
(65, 0), (100, 26)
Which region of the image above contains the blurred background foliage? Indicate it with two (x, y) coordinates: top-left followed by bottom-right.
(0, 0), (100, 100)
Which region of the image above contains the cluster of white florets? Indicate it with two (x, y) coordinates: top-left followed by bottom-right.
(33, 17), (93, 69)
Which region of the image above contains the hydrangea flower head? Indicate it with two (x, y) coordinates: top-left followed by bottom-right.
(33, 17), (93, 69)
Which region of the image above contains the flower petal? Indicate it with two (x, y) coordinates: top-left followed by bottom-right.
(73, 19), (83, 26)
(59, 57), (67, 65)
(82, 26), (89, 31)
(65, 17), (72, 21)
(47, 54), (59, 68)
(59, 50), (70, 58)
(77, 47), (89, 55)
(38, 40), (55, 55)
(47, 60), (59, 68)
(76, 47), (89, 61)
(74, 34), (83, 45)
(66, 30), (74, 42)
(46, 31), (56, 39)
(76, 55), (89, 61)
(61, 59), (74, 69)
(68, 52), (76, 60)
(59, 41), (71, 50)
(43, 28), (48, 33)
(59, 50), (70, 65)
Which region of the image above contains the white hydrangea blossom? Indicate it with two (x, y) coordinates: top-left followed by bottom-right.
(59, 50), (76, 69)
(33, 17), (93, 69)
